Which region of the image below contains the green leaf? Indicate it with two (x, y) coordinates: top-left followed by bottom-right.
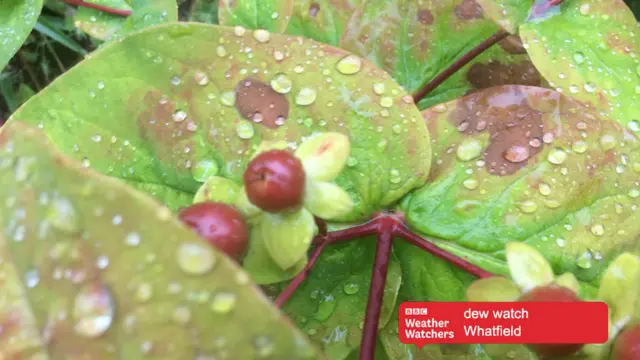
(304, 181), (354, 220)
(506, 242), (554, 292)
(218, 0), (293, 32)
(476, 0), (533, 33)
(339, 0), (544, 109)
(9, 23), (431, 222)
(262, 208), (315, 270)
(519, 0), (640, 133)
(242, 226), (307, 284)
(74, 0), (177, 42)
(0, 0), (44, 71)
(405, 85), (640, 290)
(284, 0), (360, 46)
(597, 253), (640, 327)
(187, 0), (219, 24)
(282, 240), (402, 360)
(0, 121), (323, 359)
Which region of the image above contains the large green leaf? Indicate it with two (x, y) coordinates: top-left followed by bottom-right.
(8, 22), (431, 222)
(281, 240), (402, 360)
(0, 121), (323, 359)
(520, 0), (640, 133)
(0, 0), (44, 71)
(339, 0), (544, 110)
(218, 0), (293, 32)
(285, 0), (361, 46)
(405, 85), (640, 289)
(476, 0), (533, 33)
(74, 0), (178, 42)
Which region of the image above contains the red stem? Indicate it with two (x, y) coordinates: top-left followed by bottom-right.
(60, 0), (132, 16)
(274, 242), (327, 307)
(358, 218), (395, 360)
(313, 220), (380, 246)
(412, 29), (509, 104)
(394, 225), (493, 279)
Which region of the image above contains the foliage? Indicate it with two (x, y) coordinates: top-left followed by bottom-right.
(1, 0), (640, 359)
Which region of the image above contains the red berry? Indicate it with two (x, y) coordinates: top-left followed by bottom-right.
(243, 150), (306, 213)
(612, 322), (640, 360)
(178, 202), (249, 261)
(518, 285), (584, 358)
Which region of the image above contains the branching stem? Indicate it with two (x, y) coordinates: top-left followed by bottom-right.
(412, 29), (509, 104)
(60, 0), (132, 16)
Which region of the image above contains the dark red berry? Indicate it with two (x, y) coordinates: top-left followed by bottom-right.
(178, 202), (249, 261)
(612, 322), (640, 360)
(243, 149), (306, 213)
(518, 285), (584, 358)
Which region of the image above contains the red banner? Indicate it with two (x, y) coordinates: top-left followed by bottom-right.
(398, 301), (609, 347)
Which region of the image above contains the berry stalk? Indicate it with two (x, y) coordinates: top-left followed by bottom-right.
(60, 0), (132, 16)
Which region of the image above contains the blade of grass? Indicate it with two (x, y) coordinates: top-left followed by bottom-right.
(34, 15), (88, 55)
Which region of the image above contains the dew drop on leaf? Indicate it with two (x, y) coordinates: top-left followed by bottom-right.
(172, 306), (191, 325)
(569, 85), (579, 94)
(176, 242), (216, 275)
(236, 121), (255, 139)
(600, 134), (617, 151)
(539, 183), (551, 196)
(373, 83), (385, 95)
(135, 283), (153, 302)
(173, 110), (187, 122)
(234, 26), (246, 36)
(571, 140), (587, 153)
(335, 55), (362, 75)
(314, 295), (336, 321)
(343, 283), (360, 295)
(221, 91), (236, 106)
(216, 45), (227, 57)
(24, 268), (40, 288)
(389, 169), (402, 184)
(270, 73), (292, 94)
(503, 144), (530, 163)
(47, 197), (79, 233)
(253, 29), (271, 43)
(518, 200), (538, 214)
(295, 88), (317, 106)
(379, 96), (393, 108)
(211, 292), (237, 313)
(463, 178), (478, 190)
(547, 148), (567, 164)
(191, 160), (219, 182)
(194, 71), (209, 86)
(254, 335), (275, 358)
(576, 251), (593, 269)
(573, 52), (585, 64)
(584, 82), (596, 93)
(72, 283), (115, 338)
(14, 156), (36, 182)
(456, 138), (483, 161)
(170, 75), (181, 86)
(591, 224), (605, 236)
(628, 120), (640, 132)
(125, 232), (141, 247)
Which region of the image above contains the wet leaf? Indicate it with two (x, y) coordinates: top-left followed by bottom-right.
(405, 85), (640, 289)
(261, 208), (315, 270)
(8, 23), (430, 222)
(0, 0), (43, 71)
(0, 121), (323, 359)
(597, 253), (640, 326)
(218, 0), (293, 32)
(505, 242), (553, 292)
(285, 0), (360, 46)
(519, 0), (640, 133)
(74, 0), (177, 42)
(476, 0), (533, 33)
(282, 240), (402, 360)
(339, 0), (544, 110)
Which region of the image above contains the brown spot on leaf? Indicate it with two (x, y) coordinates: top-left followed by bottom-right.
(455, 0), (484, 20)
(499, 35), (527, 54)
(235, 78), (289, 129)
(449, 86), (546, 176)
(467, 61), (541, 89)
(417, 9), (434, 25)
(309, 3), (320, 17)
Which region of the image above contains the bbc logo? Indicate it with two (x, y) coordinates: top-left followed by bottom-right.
(405, 307), (428, 315)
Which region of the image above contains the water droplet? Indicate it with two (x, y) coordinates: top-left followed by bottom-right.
(172, 306), (191, 325)
(25, 268), (40, 288)
(176, 242), (215, 275)
(336, 55), (362, 75)
(191, 160), (219, 182)
(577, 251), (592, 269)
(236, 121), (255, 139)
(389, 169), (402, 184)
(346, 157), (358, 167)
(556, 238), (565, 247)
(270, 73), (292, 94)
(47, 197), (79, 233)
(373, 83), (385, 95)
(456, 139), (483, 161)
(573, 52), (585, 64)
(584, 82), (596, 93)
(503, 144), (530, 163)
(194, 71), (209, 86)
(590, 224), (604, 236)
(629, 189), (640, 198)
(296, 88), (317, 106)
(91, 134), (102, 142)
(343, 283), (360, 295)
(173, 110), (187, 122)
(518, 200), (538, 214)
(73, 283), (115, 338)
(544, 199), (561, 208)
(569, 85), (579, 94)
(125, 232), (141, 247)
(538, 183), (551, 196)
(529, 138), (542, 148)
(216, 45), (227, 57)
(463, 178), (478, 190)
(547, 148), (567, 165)
(253, 29), (270, 43)
(14, 156), (35, 182)
(628, 120), (640, 132)
(314, 295), (336, 321)
(221, 91), (236, 106)
(379, 96), (393, 108)
(135, 283), (153, 302)
(211, 292), (237, 313)
(171, 75), (181, 86)
(254, 335), (275, 357)
(599, 134), (616, 151)
(571, 140), (587, 153)
(234, 26), (246, 36)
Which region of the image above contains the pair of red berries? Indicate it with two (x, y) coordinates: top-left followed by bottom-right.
(517, 286), (640, 360)
(178, 150), (306, 261)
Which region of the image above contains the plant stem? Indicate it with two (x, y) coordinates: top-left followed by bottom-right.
(314, 220), (380, 246)
(274, 242), (327, 307)
(358, 218), (394, 360)
(60, 0), (132, 16)
(395, 225), (493, 279)
(412, 29), (509, 104)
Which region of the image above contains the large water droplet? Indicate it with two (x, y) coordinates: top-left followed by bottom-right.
(176, 242), (216, 275)
(463, 178), (478, 190)
(211, 292), (237, 313)
(135, 283), (153, 302)
(571, 140), (587, 153)
(456, 139), (483, 161)
(336, 55), (362, 75)
(573, 52), (585, 64)
(47, 197), (79, 233)
(296, 88), (317, 106)
(538, 183), (551, 196)
(270, 73), (292, 94)
(599, 135), (616, 151)
(194, 71), (209, 86)
(221, 91), (236, 106)
(373, 83), (385, 95)
(343, 283), (360, 295)
(173, 110), (187, 122)
(73, 283), (115, 338)
(518, 200), (538, 214)
(576, 251), (592, 269)
(236, 121), (255, 139)
(547, 148), (567, 165)
(389, 169), (402, 184)
(314, 295), (336, 321)
(503, 144), (530, 163)
(628, 120), (640, 132)
(191, 160), (219, 182)
(379, 96), (393, 108)
(252, 29), (270, 43)
(590, 224), (604, 236)
(172, 306), (191, 325)
(254, 335), (275, 358)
